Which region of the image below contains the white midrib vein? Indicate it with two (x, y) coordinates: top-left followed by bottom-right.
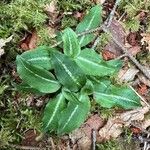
(20, 57), (57, 84)
(28, 57), (50, 62)
(94, 92), (139, 104)
(67, 31), (73, 56)
(77, 56), (113, 70)
(61, 95), (83, 130)
(45, 94), (63, 129)
(55, 56), (81, 86)
(79, 14), (95, 45)
(62, 105), (79, 130)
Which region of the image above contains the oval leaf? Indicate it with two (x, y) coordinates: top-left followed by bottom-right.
(16, 56), (60, 93)
(94, 83), (141, 109)
(57, 94), (90, 134)
(76, 5), (102, 47)
(21, 46), (53, 70)
(42, 94), (66, 132)
(62, 28), (81, 58)
(52, 51), (86, 92)
(76, 48), (117, 76)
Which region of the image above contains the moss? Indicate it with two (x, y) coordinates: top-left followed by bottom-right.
(57, 0), (92, 12)
(118, 0), (150, 32)
(96, 139), (121, 150)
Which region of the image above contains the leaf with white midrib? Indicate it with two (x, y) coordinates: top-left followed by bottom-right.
(16, 56), (60, 93)
(76, 48), (116, 76)
(20, 46), (53, 70)
(42, 94), (66, 132)
(57, 94), (90, 134)
(62, 28), (81, 58)
(94, 92), (140, 105)
(76, 5), (102, 47)
(52, 51), (86, 92)
(94, 84), (141, 109)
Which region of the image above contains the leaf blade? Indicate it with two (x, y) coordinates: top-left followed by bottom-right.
(76, 5), (102, 47)
(52, 51), (86, 92)
(57, 94), (90, 134)
(62, 28), (81, 58)
(42, 94), (66, 132)
(76, 48), (117, 76)
(94, 83), (141, 109)
(20, 46), (53, 70)
(16, 56), (60, 93)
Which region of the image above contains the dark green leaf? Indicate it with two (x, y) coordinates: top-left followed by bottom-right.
(20, 46), (53, 70)
(42, 94), (66, 132)
(62, 28), (81, 58)
(52, 51), (86, 92)
(57, 94), (90, 134)
(16, 56), (60, 93)
(76, 5), (102, 47)
(94, 83), (141, 109)
(81, 79), (94, 95)
(62, 88), (81, 104)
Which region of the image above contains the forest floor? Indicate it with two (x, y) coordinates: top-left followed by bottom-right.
(0, 0), (150, 150)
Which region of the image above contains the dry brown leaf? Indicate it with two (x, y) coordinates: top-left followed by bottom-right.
(104, 19), (126, 56)
(138, 74), (150, 87)
(102, 50), (116, 60)
(137, 84), (148, 95)
(20, 31), (38, 51)
(128, 46), (141, 56)
(93, 0), (106, 4)
(141, 119), (150, 129)
(44, 1), (59, 23)
(126, 32), (138, 46)
(118, 67), (139, 82)
(28, 31), (38, 50)
(99, 106), (150, 141)
(141, 33), (150, 51)
(0, 36), (13, 57)
(69, 115), (104, 149)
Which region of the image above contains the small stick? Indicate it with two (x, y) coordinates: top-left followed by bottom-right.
(114, 54), (127, 60)
(129, 85), (150, 108)
(106, 0), (121, 27)
(92, 129), (96, 150)
(49, 137), (56, 150)
(144, 134), (149, 150)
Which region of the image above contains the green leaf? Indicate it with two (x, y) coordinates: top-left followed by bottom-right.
(62, 28), (81, 58)
(16, 82), (43, 94)
(76, 48), (116, 76)
(76, 5), (102, 47)
(94, 83), (141, 109)
(62, 88), (81, 104)
(20, 46), (53, 70)
(81, 79), (94, 95)
(107, 59), (123, 73)
(16, 56), (60, 93)
(52, 51), (86, 92)
(57, 94), (90, 134)
(42, 94), (66, 132)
